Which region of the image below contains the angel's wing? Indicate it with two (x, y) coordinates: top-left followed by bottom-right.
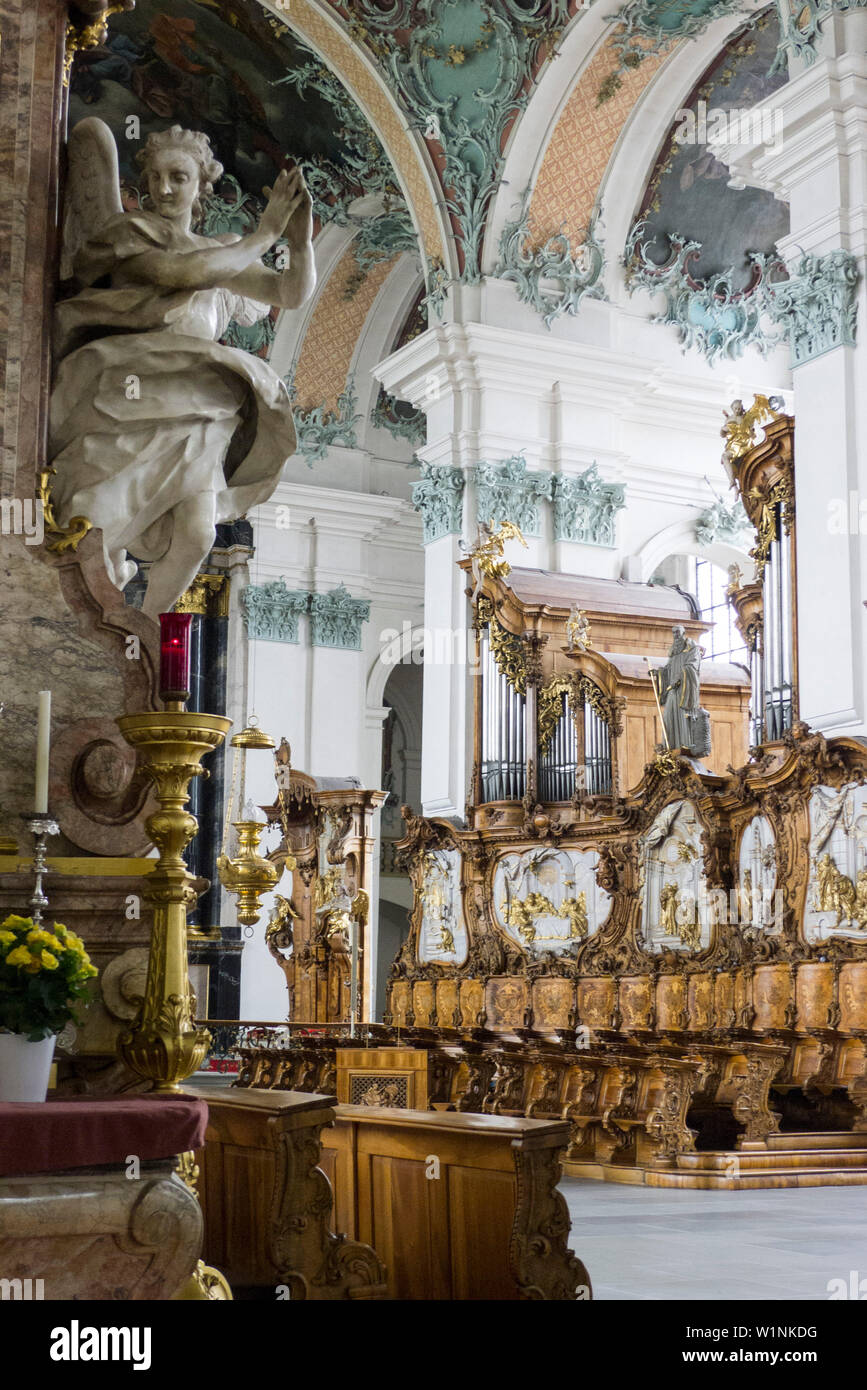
(60, 117), (123, 281)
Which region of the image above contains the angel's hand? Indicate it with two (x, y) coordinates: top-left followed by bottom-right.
(284, 169), (313, 251)
(259, 168), (308, 245)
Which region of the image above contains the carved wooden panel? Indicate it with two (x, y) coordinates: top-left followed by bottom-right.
(436, 978), (461, 1029)
(619, 976), (653, 1030)
(687, 974), (713, 1031)
(656, 975), (686, 1031)
(840, 964), (867, 1030)
(753, 965), (792, 1030)
(413, 980), (436, 1027)
(460, 978), (484, 1028)
(486, 977), (529, 1030)
(532, 978), (575, 1030)
(714, 972), (735, 1029)
(795, 963), (834, 1031)
(577, 977), (614, 1029)
(390, 982), (411, 1028)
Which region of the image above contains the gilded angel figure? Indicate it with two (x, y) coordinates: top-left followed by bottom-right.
(49, 118), (316, 617)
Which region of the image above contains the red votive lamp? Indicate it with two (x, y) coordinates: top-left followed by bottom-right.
(159, 612), (192, 706)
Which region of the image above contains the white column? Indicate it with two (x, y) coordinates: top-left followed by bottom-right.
(718, 16), (867, 733)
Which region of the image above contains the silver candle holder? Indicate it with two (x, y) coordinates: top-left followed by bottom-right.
(21, 813), (60, 925)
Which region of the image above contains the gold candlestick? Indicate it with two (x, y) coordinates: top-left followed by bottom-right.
(116, 709), (231, 1092)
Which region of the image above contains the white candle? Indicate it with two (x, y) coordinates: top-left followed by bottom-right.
(34, 691), (51, 814)
(350, 917), (359, 1039)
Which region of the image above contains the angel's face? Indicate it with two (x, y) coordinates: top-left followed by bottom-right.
(145, 149), (201, 224)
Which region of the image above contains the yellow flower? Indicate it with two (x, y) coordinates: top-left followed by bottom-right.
(0, 930), (17, 946)
(6, 945), (34, 968)
(53, 924), (69, 940)
(1, 914), (33, 931)
(40, 951), (59, 970)
(27, 929), (63, 951)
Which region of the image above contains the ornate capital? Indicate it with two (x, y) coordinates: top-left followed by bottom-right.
(411, 461), (465, 543)
(552, 464), (625, 547)
(309, 584), (371, 650)
(242, 581), (308, 644)
(768, 250), (861, 367)
(473, 454), (552, 537)
(175, 573), (230, 618)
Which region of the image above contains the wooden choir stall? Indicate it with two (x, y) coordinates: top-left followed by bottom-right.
(232, 401), (867, 1193)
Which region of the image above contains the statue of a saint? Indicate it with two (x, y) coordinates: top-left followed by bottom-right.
(649, 625), (711, 759)
(49, 118), (315, 617)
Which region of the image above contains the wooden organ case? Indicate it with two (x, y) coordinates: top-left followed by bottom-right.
(377, 402), (867, 1186)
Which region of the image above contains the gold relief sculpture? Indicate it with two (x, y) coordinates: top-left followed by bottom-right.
(659, 882), (680, 938)
(315, 865), (346, 909)
(749, 476), (793, 579)
(659, 882), (700, 950)
(560, 892), (589, 940)
(419, 851), (461, 959)
(537, 677), (573, 756)
(812, 853), (867, 929)
(489, 616), (528, 695)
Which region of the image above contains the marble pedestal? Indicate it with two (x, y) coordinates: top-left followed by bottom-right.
(0, 1162), (202, 1300)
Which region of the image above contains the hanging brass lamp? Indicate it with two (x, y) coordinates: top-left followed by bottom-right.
(217, 719), (280, 927)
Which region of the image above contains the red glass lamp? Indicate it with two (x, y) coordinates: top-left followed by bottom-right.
(159, 613), (192, 708)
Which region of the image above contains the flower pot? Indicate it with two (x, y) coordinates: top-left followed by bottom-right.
(0, 1031), (56, 1102)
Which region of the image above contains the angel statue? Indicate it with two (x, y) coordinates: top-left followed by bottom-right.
(49, 118), (315, 617)
(459, 518), (527, 607)
(566, 603), (591, 652)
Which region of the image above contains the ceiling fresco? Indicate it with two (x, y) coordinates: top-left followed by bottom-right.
(636, 8), (790, 285)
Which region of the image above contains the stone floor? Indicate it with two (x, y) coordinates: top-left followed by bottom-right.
(560, 1178), (867, 1300)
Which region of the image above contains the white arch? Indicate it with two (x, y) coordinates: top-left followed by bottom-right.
(366, 621), (425, 713)
(351, 253), (426, 447)
(632, 517), (755, 584)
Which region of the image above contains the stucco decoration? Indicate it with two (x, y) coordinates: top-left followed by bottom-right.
(737, 814), (778, 931)
(805, 784), (867, 942)
(417, 849), (468, 965)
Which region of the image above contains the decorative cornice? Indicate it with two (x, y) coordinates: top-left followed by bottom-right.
(495, 192), (605, 329)
(242, 581), (309, 643)
(309, 584), (371, 650)
(624, 219), (787, 364)
(411, 461), (465, 544)
(767, 249), (861, 367)
(552, 464), (625, 547)
(473, 454), (552, 537)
